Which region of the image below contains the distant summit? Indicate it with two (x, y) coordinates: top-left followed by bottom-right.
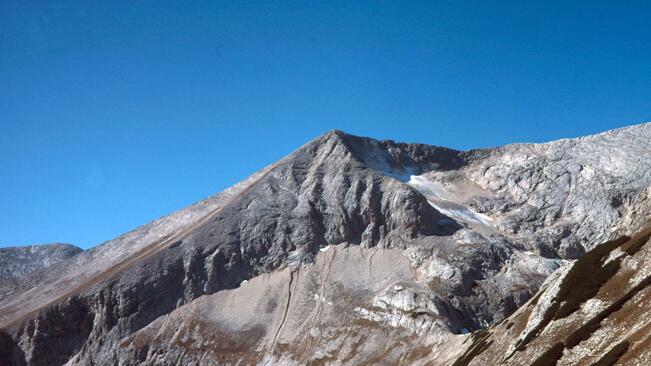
(0, 243), (82, 296)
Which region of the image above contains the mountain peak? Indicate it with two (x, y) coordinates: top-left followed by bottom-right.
(2, 122), (651, 365)
(0, 243), (82, 299)
(300, 129), (467, 181)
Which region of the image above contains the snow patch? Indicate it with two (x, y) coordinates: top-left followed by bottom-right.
(359, 150), (416, 182)
(407, 175), (493, 226)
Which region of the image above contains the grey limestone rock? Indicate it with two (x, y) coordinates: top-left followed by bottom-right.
(0, 243), (82, 298)
(0, 123), (650, 365)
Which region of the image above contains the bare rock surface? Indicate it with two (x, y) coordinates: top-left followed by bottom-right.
(455, 221), (651, 366)
(0, 244), (82, 298)
(0, 122), (650, 365)
(112, 246), (461, 365)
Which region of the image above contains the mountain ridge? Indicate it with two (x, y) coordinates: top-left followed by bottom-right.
(1, 122), (650, 365)
(0, 243), (81, 299)
(454, 220), (651, 366)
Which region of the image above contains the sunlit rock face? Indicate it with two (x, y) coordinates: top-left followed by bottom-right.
(455, 223), (651, 366)
(1, 123), (650, 365)
(0, 243), (81, 297)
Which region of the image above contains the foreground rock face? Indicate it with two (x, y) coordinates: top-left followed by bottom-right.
(0, 123), (650, 365)
(0, 244), (82, 297)
(456, 222), (651, 366)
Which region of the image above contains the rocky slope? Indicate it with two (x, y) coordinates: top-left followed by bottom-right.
(0, 244), (82, 298)
(455, 220), (651, 366)
(0, 122), (650, 365)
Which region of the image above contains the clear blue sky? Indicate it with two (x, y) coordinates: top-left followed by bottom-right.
(1, 1), (650, 248)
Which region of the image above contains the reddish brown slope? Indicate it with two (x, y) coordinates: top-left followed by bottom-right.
(455, 221), (651, 366)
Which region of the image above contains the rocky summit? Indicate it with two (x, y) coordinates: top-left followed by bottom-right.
(0, 122), (650, 365)
(0, 244), (81, 299)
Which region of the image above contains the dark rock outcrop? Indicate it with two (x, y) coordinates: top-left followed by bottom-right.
(0, 330), (25, 366)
